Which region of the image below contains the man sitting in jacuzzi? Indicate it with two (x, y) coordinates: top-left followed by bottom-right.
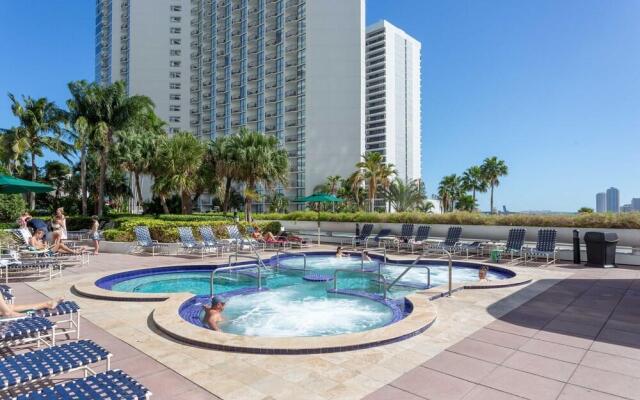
(204, 296), (226, 331)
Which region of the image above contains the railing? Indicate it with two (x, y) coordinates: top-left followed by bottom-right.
(332, 268), (388, 299)
(357, 247), (387, 271)
(420, 247), (454, 296)
(209, 250), (266, 296)
(274, 249), (306, 271)
(385, 254), (431, 292)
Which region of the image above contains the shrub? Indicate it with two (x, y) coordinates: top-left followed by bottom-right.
(0, 194), (26, 223)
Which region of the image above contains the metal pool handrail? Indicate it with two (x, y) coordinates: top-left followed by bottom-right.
(354, 246), (387, 271)
(274, 249), (307, 271)
(209, 254), (265, 296)
(385, 255), (432, 291)
(333, 268), (388, 299)
(420, 247), (454, 296)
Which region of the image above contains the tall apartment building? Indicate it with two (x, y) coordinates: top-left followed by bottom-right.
(96, 0), (365, 209)
(364, 20), (421, 183)
(632, 198), (640, 212)
(595, 192), (606, 213)
(606, 187), (620, 213)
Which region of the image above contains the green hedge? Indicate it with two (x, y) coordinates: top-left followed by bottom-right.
(252, 211), (640, 229)
(103, 218), (281, 242)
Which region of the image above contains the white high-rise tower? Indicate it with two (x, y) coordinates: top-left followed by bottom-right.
(364, 20), (422, 183)
(96, 0), (366, 210)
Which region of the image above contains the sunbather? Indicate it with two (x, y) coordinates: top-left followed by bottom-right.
(0, 294), (63, 318)
(29, 229), (80, 255)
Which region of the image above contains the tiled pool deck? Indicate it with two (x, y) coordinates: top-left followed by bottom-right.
(16, 247), (640, 399)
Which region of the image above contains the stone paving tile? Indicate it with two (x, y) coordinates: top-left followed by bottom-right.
(422, 350), (497, 383)
(363, 385), (425, 400)
(518, 338), (587, 364)
(447, 338), (515, 364)
(480, 366), (565, 400)
(558, 384), (628, 400)
(484, 319), (539, 338)
(532, 329), (594, 349)
(468, 327), (530, 350)
(391, 367), (475, 400)
(502, 350), (577, 381)
(461, 385), (524, 400)
(569, 365), (640, 399)
(580, 350), (640, 379)
(592, 327), (640, 360)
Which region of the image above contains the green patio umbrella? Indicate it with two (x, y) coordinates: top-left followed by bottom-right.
(0, 174), (54, 194)
(300, 193), (344, 244)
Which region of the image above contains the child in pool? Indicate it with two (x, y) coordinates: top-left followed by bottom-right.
(336, 246), (344, 258)
(203, 296), (226, 331)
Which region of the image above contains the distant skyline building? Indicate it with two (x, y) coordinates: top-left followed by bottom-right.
(606, 187), (620, 213)
(621, 204), (633, 213)
(632, 198), (640, 212)
(95, 0), (366, 210)
(596, 192), (606, 213)
(364, 20), (422, 183)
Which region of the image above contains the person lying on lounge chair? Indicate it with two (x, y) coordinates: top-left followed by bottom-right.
(251, 227), (278, 242)
(29, 229), (80, 255)
(0, 294), (63, 318)
(277, 231), (307, 244)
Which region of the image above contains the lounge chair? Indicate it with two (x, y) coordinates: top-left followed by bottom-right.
(430, 226), (463, 253)
(0, 253), (63, 284)
(368, 228), (392, 248)
(32, 300), (81, 340)
(198, 226), (228, 255)
(481, 228), (527, 262)
(457, 241), (488, 258)
(523, 229), (558, 265)
(0, 340), (111, 392)
(351, 224), (373, 248)
(132, 226), (169, 256)
(404, 225), (431, 253)
(177, 227), (208, 258)
(396, 224), (414, 248)
(226, 225), (263, 252)
(15, 369), (151, 400)
(0, 316), (56, 348)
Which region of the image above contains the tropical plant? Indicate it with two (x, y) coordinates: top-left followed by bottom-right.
(0, 194), (26, 222)
(231, 128), (288, 221)
(207, 135), (238, 213)
(267, 192), (289, 213)
(66, 80), (154, 216)
(6, 94), (71, 209)
(383, 178), (427, 212)
(153, 132), (205, 214)
(578, 207), (594, 214)
(480, 156), (508, 214)
(438, 174), (463, 213)
(455, 194), (477, 212)
(354, 152), (395, 212)
(461, 165), (488, 204)
(42, 161), (71, 208)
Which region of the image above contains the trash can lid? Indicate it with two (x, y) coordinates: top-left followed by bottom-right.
(584, 231), (619, 243)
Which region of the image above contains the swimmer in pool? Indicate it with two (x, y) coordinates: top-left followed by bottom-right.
(204, 296), (226, 331)
(336, 246), (344, 258)
(362, 251), (371, 262)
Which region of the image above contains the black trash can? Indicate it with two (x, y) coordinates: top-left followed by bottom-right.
(584, 232), (618, 268)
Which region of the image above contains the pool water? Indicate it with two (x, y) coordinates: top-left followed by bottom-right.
(108, 255), (511, 337)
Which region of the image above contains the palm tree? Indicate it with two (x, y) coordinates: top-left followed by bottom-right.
(7, 94), (71, 209)
(384, 178), (427, 212)
(153, 132), (205, 214)
(232, 128), (288, 221)
(455, 194), (477, 212)
(207, 135), (238, 213)
(480, 156), (508, 214)
(354, 152), (392, 212)
(379, 164), (397, 212)
(66, 80), (154, 216)
(438, 174), (462, 213)
(461, 165), (488, 204)
(325, 175), (341, 196)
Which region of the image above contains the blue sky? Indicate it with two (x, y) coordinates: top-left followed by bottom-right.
(1, 1), (639, 212)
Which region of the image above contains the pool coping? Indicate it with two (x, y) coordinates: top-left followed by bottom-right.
(72, 252), (531, 353)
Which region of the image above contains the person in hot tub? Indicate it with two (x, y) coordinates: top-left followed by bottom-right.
(204, 296), (226, 331)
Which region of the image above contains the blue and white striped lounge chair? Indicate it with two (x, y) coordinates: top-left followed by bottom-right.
(431, 226), (463, 253)
(15, 369), (151, 400)
(395, 224), (414, 250)
(177, 227), (207, 258)
(523, 229), (558, 265)
(0, 340), (111, 392)
(226, 225), (263, 252)
(403, 225), (431, 253)
(199, 226), (227, 256)
(458, 241), (488, 258)
(0, 285), (13, 304)
(351, 224), (373, 248)
(32, 301), (81, 340)
(133, 226), (169, 256)
(0, 316), (55, 348)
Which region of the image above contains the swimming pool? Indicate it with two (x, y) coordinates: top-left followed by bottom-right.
(97, 253), (514, 338)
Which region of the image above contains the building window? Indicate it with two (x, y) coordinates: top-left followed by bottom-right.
(170, 94), (181, 100)
(170, 16), (181, 23)
(170, 72), (181, 78)
(169, 116), (181, 122)
(170, 27), (181, 34)
(169, 127), (180, 134)
(170, 49), (181, 56)
(170, 83), (181, 89)
(170, 38), (181, 45)
(170, 105), (181, 111)
(170, 60), (181, 67)
(170, 5), (181, 12)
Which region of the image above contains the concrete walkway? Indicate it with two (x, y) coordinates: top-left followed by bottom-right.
(365, 266), (640, 400)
